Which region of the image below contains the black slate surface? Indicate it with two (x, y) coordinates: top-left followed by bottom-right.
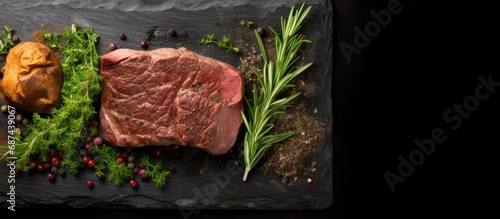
(0, 0), (333, 212)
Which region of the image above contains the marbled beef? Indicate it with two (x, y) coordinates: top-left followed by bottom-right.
(99, 47), (243, 155)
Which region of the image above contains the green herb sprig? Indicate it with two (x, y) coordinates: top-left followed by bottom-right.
(0, 25), (14, 55)
(241, 3), (313, 181)
(200, 34), (239, 53)
(140, 154), (170, 188)
(240, 20), (255, 28)
(107, 162), (134, 186)
(6, 24), (101, 174)
(90, 144), (131, 185)
(91, 146), (170, 187)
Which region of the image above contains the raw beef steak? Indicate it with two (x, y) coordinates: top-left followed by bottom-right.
(99, 47), (243, 155)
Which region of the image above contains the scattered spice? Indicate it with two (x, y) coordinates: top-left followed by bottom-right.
(57, 168), (66, 176)
(1, 104), (7, 113)
(168, 165), (176, 172)
(127, 154), (135, 163)
(51, 156), (60, 166)
(129, 179), (138, 188)
(153, 149), (161, 157)
(15, 114), (23, 122)
(22, 118), (29, 126)
(167, 28), (177, 37)
(47, 173), (55, 181)
(108, 42), (117, 51)
(82, 155), (90, 164)
(138, 169), (146, 179)
(86, 180), (94, 188)
(256, 26), (265, 36)
(118, 32), (127, 40)
(87, 159), (96, 168)
(140, 40), (148, 48)
(12, 35), (20, 44)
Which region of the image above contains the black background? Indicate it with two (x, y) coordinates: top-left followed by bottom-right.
(5, 0), (499, 218)
(333, 0), (499, 218)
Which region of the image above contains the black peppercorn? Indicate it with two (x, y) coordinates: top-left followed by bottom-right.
(168, 165), (176, 172)
(119, 33), (127, 40)
(12, 35), (21, 44)
(167, 29), (177, 37)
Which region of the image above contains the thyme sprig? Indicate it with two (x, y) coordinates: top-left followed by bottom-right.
(91, 146), (170, 187)
(90, 144), (133, 186)
(241, 3), (313, 181)
(200, 34), (239, 53)
(140, 155), (170, 188)
(240, 20), (255, 28)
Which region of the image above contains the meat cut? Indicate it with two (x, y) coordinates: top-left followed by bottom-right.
(99, 47), (243, 155)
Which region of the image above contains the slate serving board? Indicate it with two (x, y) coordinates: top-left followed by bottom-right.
(0, 0), (333, 211)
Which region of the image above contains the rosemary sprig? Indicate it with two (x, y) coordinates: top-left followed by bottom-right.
(241, 3), (313, 181)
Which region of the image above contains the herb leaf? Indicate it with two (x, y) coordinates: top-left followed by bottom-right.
(0, 25), (14, 56)
(200, 34), (239, 53)
(108, 162), (133, 186)
(241, 3), (313, 181)
(240, 20), (255, 28)
(140, 154), (170, 188)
